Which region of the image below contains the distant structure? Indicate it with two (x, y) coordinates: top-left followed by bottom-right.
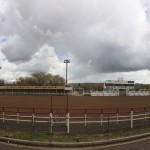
(0, 86), (68, 95)
(0, 79), (4, 85)
(0, 66), (4, 85)
(64, 59), (70, 85)
(104, 78), (135, 96)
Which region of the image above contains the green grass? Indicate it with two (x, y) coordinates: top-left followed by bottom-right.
(0, 126), (150, 142)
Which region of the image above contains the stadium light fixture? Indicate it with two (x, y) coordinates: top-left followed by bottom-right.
(64, 59), (70, 85)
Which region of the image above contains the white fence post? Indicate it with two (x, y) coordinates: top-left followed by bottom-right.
(131, 109), (133, 129)
(32, 108), (36, 125)
(2, 111), (5, 123)
(101, 109), (103, 125)
(117, 108), (119, 125)
(85, 109), (87, 126)
(66, 113), (70, 134)
(144, 107), (147, 124)
(85, 114), (87, 126)
(101, 114), (103, 125)
(17, 108), (19, 125)
(50, 113), (53, 133)
(32, 113), (35, 125)
(17, 113), (19, 124)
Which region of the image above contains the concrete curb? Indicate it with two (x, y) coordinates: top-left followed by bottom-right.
(0, 132), (150, 148)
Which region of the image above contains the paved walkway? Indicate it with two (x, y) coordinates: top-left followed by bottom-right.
(87, 137), (150, 150)
(0, 137), (150, 150)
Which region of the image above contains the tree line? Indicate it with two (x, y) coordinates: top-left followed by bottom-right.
(1, 72), (150, 91)
(15, 73), (104, 91)
(16, 72), (65, 86)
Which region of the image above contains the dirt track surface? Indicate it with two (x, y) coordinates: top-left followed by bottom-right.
(0, 95), (150, 109)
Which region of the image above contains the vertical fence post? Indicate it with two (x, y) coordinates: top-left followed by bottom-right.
(108, 116), (110, 140)
(85, 109), (87, 126)
(131, 108), (133, 129)
(32, 108), (35, 140)
(32, 108), (35, 125)
(50, 113), (53, 133)
(66, 113), (70, 134)
(117, 108), (119, 125)
(17, 107), (19, 125)
(67, 96), (68, 113)
(2, 107), (4, 123)
(48, 109), (50, 133)
(101, 109), (103, 125)
(144, 107), (147, 125)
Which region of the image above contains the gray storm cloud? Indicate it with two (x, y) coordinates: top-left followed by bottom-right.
(0, 0), (150, 81)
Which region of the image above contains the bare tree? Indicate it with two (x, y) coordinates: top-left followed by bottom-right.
(50, 75), (65, 86)
(16, 72), (65, 86)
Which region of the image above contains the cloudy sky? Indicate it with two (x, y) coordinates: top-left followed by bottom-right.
(0, 0), (150, 83)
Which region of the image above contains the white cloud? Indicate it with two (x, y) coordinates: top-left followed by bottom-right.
(1, 0), (150, 83)
(17, 44), (64, 75)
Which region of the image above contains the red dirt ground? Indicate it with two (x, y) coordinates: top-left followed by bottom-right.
(0, 95), (150, 109)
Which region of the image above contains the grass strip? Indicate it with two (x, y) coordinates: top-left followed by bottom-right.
(0, 125), (150, 142)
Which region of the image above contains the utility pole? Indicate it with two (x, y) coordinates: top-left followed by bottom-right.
(64, 60), (70, 85)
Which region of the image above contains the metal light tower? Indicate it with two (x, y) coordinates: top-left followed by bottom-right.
(64, 59), (70, 85)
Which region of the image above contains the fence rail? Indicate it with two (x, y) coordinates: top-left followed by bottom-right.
(0, 107), (150, 134)
(1, 91), (150, 96)
(90, 91), (150, 96)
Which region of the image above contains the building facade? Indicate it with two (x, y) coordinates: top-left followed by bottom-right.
(104, 78), (135, 95)
(0, 86), (72, 95)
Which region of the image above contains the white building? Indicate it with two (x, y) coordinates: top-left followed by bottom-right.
(104, 78), (135, 96)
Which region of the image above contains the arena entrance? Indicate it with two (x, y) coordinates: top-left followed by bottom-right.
(119, 89), (126, 96)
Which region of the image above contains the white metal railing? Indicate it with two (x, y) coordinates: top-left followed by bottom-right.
(127, 91), (150, 96)
(90, 91), (150, 96)
(90, 91), (119, 96)
(1, 91), (150, 96)
(0, 110), (149, 133)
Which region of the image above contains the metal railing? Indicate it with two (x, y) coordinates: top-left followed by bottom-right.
(0, 107), (150, 134)
(127, 91), (150, 96)
(0, 92), (69, 95)
(90, 91), (150, 96)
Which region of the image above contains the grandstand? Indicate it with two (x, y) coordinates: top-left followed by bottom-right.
(104, 78), (135, 96)
(0, 83), (149, 96)
(0, 86), (68, 95)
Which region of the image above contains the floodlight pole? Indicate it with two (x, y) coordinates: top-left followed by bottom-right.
(64, 60), (70, 85)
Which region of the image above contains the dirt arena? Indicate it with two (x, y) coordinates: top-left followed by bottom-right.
(0, 95), (150, 110)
